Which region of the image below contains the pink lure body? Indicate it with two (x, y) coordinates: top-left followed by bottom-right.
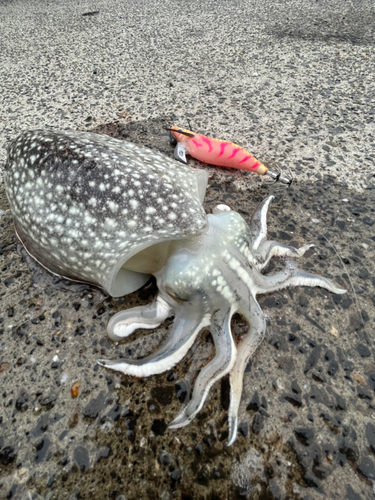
(170, 126), (268, 176)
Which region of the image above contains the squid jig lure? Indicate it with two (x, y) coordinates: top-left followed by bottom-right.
(165, 126), (292, 185)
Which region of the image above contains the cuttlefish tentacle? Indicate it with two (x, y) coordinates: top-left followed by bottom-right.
(254, 263), (347, 295)
(254, 241), (314, 271)
(250, 195), (274, 250)
(227, 295), (266, 447)
(98, 304), (210, 377)
(107, 295), (172, 341)
(249, 195), (314, 270)
(169, 306), (237, 429)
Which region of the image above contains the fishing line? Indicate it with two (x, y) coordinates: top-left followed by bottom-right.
(271, 180), (364, 328)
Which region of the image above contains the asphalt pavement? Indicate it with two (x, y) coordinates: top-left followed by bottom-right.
(0, 1), (374, 499)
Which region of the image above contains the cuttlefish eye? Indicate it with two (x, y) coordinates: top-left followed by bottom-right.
(164, 287), (189, 304)
(212, 204), (232, 214)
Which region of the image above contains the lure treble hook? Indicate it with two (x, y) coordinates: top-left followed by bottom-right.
(265, 165), (294, 187)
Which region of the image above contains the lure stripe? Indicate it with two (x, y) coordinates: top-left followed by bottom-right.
(218, 142), (228, 157)
(239, 156), (252, 164)
(192, 139), (203, 148)
(227, 148), (240, 160)
(201, 136), (213, 152)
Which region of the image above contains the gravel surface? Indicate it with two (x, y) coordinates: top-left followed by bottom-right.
(0, 0), (374, 499)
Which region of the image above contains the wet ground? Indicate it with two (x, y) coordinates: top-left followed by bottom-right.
(1, 120), (374, 499)
(0, 0), (375, 499)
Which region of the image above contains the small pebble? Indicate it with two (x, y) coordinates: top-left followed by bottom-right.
(70, 381), (80, 398)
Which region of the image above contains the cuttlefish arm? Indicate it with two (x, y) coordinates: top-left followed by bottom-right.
(107, 295), (172, 342)
(226, 263), (346, 446)
(250, 196), (314, 270)
(98, 301), (210, 378)
(227, 296), (266, 447)
(169, 306), (236, 429)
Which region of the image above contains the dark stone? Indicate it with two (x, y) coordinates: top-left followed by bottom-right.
(262, 296), (283, 308)
(268, 480), (283, 500)
(147, 400), (160, 413)
(15, 390), (29, 412)
(339, 439), (359, 462)
(327, 360), (339, 376)
(298, 295), (309, 307)
(288, 333), (299, 343)
(294, 428), (314, 446)
(35, 437), (51, 463)
(126, 429), (135, 443)
(73, 445), (90, 471)
(220, 377), (230, 411)
(194, 444), (203, 456)
(158, 452), (172, 466)
(196, 470), (209, 486)
(357, 456), (375, 482)
(40, 393), (57, 410)
(368, 373), (375, 391)
(107, 404), (123, 422)
(358, 268), (370, 280)
(0, 446), (16, 466)
(366, 423), (375, 454)
(346, 485), (363, 500)
(335, 394), (347, 411)
(175, 381), (188, 403)
(320, 412), (340, 433)
(304, 346), (322, 373)
(309, 385), (331, 408)
(246, 392), (260, 412)
(83, 391), (105, 419)
(324, 350), (335, 361)
(277, 356), (295, 374)
(97, 447), (110, 461)
(125, 418), (137, 430)
(276, 231), (292, 244)
(313, 465), (328, 480)
(252, 413), (265, 435)
(212, 469), (221, 479)
(292, 440), (321, 470)
(284, 394), (302, 408)
(150, 386), (174, 406)
(304, 315), (325, 333)
(303, 472), (319, 488)
(238, 423), (248, 437)
(170, 469), (180, 483)
(312, 373), (325, 383)
(47, 475), (56, 488)
(357, 386), (372, 400)
(74, 325), (85, 336)
(32, 414), (49, 436)
(291, 380), (301, 394)
(357, 344), (371, 358)
(363, 217), (374, 226)
(151, 419), (167, 436)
